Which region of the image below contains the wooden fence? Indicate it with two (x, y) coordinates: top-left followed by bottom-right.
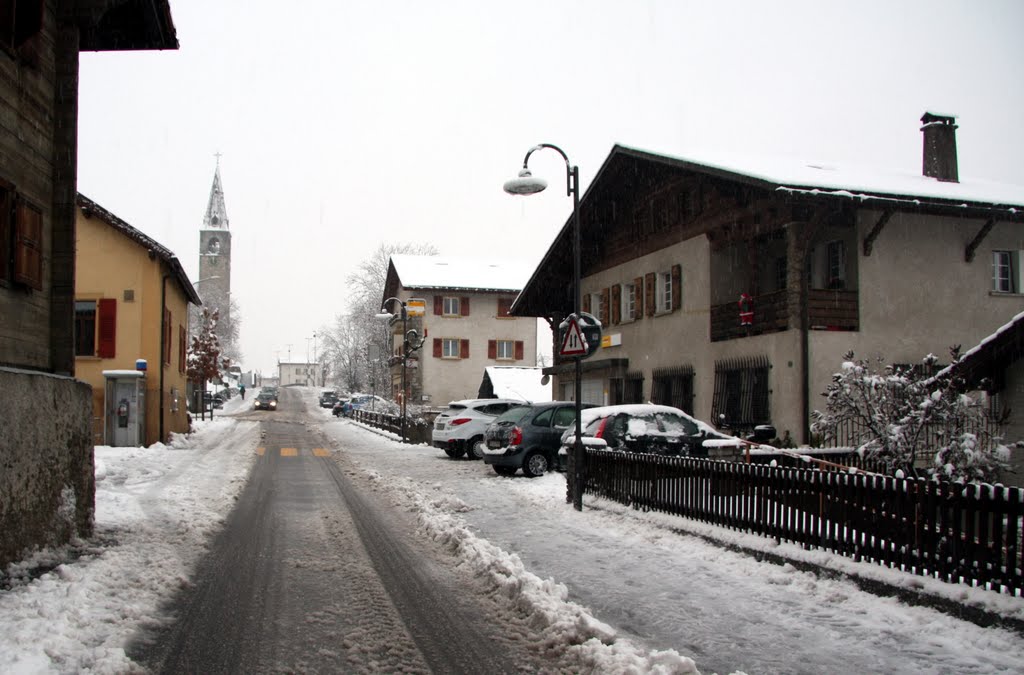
(585, 450), (1024, 595)
(352, 409), (431, 445)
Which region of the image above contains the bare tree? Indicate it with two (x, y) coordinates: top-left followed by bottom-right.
(318, 242), (437, 396)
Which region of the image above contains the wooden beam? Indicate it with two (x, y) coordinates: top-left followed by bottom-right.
(965, 218), (997, 262)
(862, 210), (893, 256)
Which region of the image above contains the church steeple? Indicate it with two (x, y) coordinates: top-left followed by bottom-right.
(203, 155), (229, 230)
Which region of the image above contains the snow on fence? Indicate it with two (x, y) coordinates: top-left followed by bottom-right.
(585, 451), (1024, 596)
(352, 409), (431, 445)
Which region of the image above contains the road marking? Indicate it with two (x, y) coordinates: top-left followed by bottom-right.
(312, 448), (330, 457)
(256, 447), (265, 456)
(281, 448), (298, 457)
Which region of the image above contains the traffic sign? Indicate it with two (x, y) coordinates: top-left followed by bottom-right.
(560, 316), (588, 357)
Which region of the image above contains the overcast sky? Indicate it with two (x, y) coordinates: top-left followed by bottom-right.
(76, 0), (1024, 376)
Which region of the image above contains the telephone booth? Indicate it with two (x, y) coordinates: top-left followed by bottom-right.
(103, 370), (146, 447)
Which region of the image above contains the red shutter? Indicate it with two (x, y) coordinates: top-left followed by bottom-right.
(634, 276), (644, 317)
(460, 297), (470, 316)
(178, 325), (186, 373)
(163, 308), (172, 364)
(600, 287), (610, 325)
(611, 285), (621, 325)
(671, 264), (682, 311)
(433, 338), (442, 358)
(645, 272), (656, 317)
(97, 298), (117, 358)
(488, 339), (497, 359)
(0, 185), (12, 281)
(514, 340), (524, 360)
(498, 297), (512, 317)
(460, 339), (469, 359)
(582, 294), (591, 313)
(434, 295), (443, 315)
(14, 200), (42, 290)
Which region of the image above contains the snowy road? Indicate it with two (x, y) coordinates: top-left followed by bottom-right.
(306, 389), (1024, 675)
(130, 388), (540, 673)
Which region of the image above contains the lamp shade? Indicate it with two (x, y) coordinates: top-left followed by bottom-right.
(503, 168), (547, 195)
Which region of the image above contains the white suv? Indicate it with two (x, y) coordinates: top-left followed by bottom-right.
(432, 399), (527, 459)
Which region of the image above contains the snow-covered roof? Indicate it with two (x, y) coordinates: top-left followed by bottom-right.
(390, 254), (531, 292)
(618, 144), (1024, 209)
(482, 366), (552, 403)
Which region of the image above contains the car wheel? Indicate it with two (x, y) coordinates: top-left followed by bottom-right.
(467, 436), (486, 460)
(442, 446), (457, 458)
(450, 446), (467, 459)
(522, 451), (548, 478)
(493, 466), (516, 476)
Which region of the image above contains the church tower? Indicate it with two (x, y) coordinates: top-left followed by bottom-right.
(198, 159), (232, 328)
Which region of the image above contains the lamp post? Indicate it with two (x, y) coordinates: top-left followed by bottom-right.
(376, 297), (424, 442)
(504, 144), (584, 511)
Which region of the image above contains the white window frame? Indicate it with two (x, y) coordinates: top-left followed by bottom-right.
(442, 338), (460, 358)
(589, 292), (603, 321)
(658, 270), (672, 313)
(496, 339), (515, 360)
(622, 282), (636, 321)
(443, 296), (461, 316)
(993, 250), (1017, 293)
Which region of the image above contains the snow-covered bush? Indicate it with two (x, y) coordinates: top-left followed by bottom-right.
(812, 347), (1008, 483)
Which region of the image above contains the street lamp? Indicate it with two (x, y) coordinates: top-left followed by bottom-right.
(376, 297), (424, 442)
(504, 143), (585, 511)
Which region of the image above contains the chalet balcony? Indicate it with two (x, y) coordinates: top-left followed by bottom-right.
(710, 289), (858, 342)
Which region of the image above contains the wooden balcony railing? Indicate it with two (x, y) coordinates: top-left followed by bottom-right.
(710, 289), (789, 342)
(807, 289), (859, 331)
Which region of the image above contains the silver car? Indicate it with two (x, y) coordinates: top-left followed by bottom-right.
(432, 398), (527, 459)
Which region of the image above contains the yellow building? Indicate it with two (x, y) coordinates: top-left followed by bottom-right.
(74, 194), (201, 447)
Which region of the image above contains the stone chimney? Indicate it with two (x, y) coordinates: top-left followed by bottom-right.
(920, 112), (959, 183)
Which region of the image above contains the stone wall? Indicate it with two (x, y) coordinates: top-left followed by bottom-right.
(0, 368), (94, 569)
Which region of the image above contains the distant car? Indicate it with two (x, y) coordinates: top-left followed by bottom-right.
(556, 404), (770, 467)
(254, 392), (278, 411)
(332, 397), (349, 417)
(483, 401), (596, 477)
(319, 390), (339, 408)
(432, 399), (528, 459)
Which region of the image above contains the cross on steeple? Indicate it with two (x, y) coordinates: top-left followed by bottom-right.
(214, 151), (222, 168)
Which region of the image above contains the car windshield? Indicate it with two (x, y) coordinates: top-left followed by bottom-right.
(494, 406), (533, 424)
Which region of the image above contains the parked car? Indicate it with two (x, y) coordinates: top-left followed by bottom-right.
(432, 399), (528, 459)
(557, 404), (772, 467)
(332, 397), (350, 417)
(483, 401), (597, 477)
(254, 392), (278, 411)
(319, 390), (339, 408)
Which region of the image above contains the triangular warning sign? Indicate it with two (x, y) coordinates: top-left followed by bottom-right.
(560, 316), (588, 357)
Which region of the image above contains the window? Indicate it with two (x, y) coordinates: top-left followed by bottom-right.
(163, 308), (172, 364)
(178, 325), (187, 374)
(75, 301), (96, 356)
(775, 257), (787, 292)
(993, 251), (1016, 293)
(443, 296), (460, 316)
(651, 366), (695, 415)
(552, 406), (575, 428)
(711, 355), (771, 430)
(590, 292), (604, 321)
(827, 240), (846, 289)
(497, 297), (513, 317)
(436, 337), (466, 358)
(622, 282), (637, 321)
(496, 340), (514, 359)
(658, 270), (672, 313)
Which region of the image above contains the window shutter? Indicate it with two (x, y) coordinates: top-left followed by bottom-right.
(460, 297), (470, 316)
(0, 184), (11, 281)
(498, 297), (512, 317)
(582, 294), (591, 313)
(163, 308), (172, 364)
(434, 295), (443, 315)
(460, 339), (469, 359)
(671, 264), (682, 311)
(634, 276), (643, 316)
(600, 287), (610, 326)
(14, 200), (42, 290)
(178, 325), (186, 374)
(514, 340), (524, 360)
(433, 338), (442, 358)
(97, 298), (117, 358)
(645, 273), (656, 317)
(611, 285), (621, 324)
(488, 339), (497, 359)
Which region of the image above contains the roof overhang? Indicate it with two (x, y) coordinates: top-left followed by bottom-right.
(78, 0), (178, 51)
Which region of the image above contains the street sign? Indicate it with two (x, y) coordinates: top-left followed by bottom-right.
(560, 316), (588, 357)
(578, 312), (603, 358)
(406, 298), (426, 317)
